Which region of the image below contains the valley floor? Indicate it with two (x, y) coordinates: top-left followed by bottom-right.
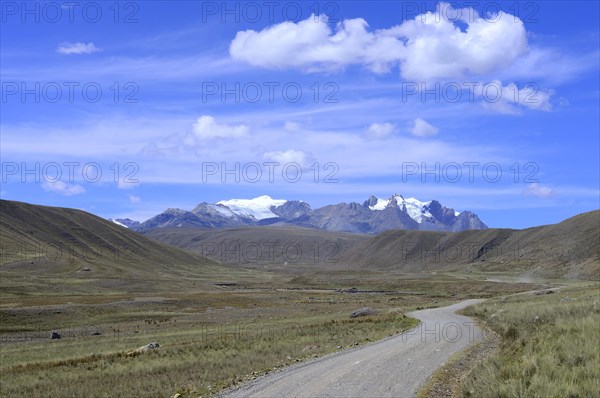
(0, 271), (542, 397)
(0, 271), (598, 397)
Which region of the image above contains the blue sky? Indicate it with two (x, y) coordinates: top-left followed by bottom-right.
(1, 0), (598, 228)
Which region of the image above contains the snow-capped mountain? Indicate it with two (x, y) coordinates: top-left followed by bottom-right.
(217, 195), (288, 220)
(364, 194), (461, 223)
(130, 194), (487, 234)
(358, 194), (483, 232)
(366, 194), (439, 223)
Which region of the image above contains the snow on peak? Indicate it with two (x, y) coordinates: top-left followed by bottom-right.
(368, 194), (433, 223)
(110, 219), (128, 228)
(209, 204), (236, 217)
(216, 195), (287, 220)
(164, 208), (188, 216)
(368, 197), (390, 211)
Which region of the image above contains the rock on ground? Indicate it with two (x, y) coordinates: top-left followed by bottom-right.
(350, 307), (378, 318)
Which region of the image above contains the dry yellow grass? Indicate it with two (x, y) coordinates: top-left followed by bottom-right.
(461, 284), (600, 397)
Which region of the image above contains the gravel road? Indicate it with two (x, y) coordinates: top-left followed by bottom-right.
(220, 299), (485, 398)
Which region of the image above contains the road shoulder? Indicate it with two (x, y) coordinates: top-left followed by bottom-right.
(417, 321), (500, 398)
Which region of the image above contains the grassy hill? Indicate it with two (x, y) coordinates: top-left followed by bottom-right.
(0, 200), (266, 297)
(339, 210), (600, 279)
(145, 210), (600, 279)
(2, 198), (597, 299)
(144, 226), (370, 272)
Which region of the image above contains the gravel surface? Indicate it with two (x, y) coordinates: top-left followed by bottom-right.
(220, 299), (485, 398)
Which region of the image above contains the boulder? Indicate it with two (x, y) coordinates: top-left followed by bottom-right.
(350, 307), (378, 318)
(126, 342), (160, 357)
(139, 342), (160, 351)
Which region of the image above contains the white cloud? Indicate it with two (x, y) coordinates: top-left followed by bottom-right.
(497, 47), (600, 86)
(117, 180), (140, 189)
(479, 81), (553, 114)
(230, 3), (527, 80)
(394, 5), (527, 81)
(128, 194), (141, 204)
(284, 121), (301, 133)
(522, 183), (556, 198)
(263, 149), (312, 168)
(57, 42), (100, 55)
(365, 123), (396, 140)
(189, 115), (249, 141)
(399, 80), (553, 114)
(42, 181), (85, 196)
(410, 118), (439, 137)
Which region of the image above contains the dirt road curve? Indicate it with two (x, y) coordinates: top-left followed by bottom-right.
(220, 299), (485, 398)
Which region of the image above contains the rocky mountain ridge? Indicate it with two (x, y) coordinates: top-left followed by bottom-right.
(120, 194), (487, 234)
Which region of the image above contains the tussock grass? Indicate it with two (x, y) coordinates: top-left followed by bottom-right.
(0, 293), (417, 397)
(0, 268), (542, 397)
(461, 285), (600, 397)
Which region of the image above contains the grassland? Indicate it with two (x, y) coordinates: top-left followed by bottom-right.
(3, 201), (596, 397)
(459, 283), (600, 398)
(0, 289), (418, 397)
(0, 272), (541, 397)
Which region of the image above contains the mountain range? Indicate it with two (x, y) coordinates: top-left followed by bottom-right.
(111, 194), (487, 234)
(3, 199), (598, 281)
(144, 210), (600, 279)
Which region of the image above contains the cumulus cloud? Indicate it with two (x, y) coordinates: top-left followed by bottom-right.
(263, 149), (312, 168)
(190, 115), (249, 140)
(142, 116), (250, 156)
(365, 123), (396, 140)
(410, 118), (439, 137)
(522, 183), (556, 198)
(42, 181), (85, 196)
(229, 3), (527, 81)
(57, 42), (100, 55)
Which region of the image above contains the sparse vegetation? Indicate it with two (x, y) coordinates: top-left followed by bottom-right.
(2, 200), (597, 397)
(460, 284), (600, 397)
(0, 290), (419, 397)
(0, 273), (539, 397)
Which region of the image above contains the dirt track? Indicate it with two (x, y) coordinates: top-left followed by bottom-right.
(221, 299), (485, 398)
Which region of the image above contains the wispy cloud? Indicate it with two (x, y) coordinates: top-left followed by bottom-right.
(365, 123), (396, 140)
(56, 42), (100, 55)
(128, 194), (141, 204)
(3, 53), (239, 81)
(284, 121), (302, 133)
(522, 183), (556, 198)
(42, 181), (86, 196)
(409, 118), (439, 137)
(263, 149), (313, 168)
